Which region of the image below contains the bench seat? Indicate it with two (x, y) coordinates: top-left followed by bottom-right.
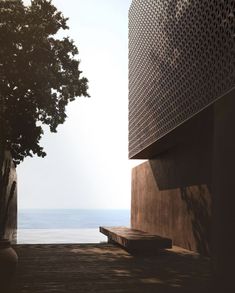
(99, 226), (172, 253)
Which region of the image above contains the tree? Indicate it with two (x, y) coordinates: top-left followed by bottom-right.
(0, 0), (89, 165)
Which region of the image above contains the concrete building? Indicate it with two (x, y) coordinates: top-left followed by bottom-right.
(129, 0), (235, 290)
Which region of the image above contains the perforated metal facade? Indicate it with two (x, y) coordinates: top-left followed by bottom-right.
(128, 0), (235, 158)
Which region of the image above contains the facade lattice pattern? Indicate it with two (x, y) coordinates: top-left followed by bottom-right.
(128, 0), (235, 158)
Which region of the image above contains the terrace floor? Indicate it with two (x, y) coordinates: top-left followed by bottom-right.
(11, 243), (212, 293)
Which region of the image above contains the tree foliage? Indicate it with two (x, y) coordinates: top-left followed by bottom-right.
(0, 0), (89, 165)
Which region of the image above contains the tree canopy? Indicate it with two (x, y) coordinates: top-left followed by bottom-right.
(0, 0), (89, 165)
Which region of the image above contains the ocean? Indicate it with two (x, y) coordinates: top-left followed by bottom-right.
(17, 209), (130, 244)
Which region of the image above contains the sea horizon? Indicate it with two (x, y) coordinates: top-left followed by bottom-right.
(17, 208), (130, 244)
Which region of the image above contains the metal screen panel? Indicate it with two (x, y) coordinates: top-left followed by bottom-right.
(129, 0), (235, 158)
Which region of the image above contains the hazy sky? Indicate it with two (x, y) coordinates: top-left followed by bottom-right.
(18, 0), (143, 210)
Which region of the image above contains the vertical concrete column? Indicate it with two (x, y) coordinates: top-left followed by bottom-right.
(213, 90), (235, 291)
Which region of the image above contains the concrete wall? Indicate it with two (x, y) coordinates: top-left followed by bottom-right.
(131, 104), (215, 255)
(131, 90), (235, 289)
(212, 90), (235, 291)
(0, 150), (17, 242)
(131, 161), (212, 255)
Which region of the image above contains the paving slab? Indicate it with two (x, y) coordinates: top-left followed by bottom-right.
(10, 243), (212, 293)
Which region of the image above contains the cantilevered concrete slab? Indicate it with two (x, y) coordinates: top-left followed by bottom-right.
(100, 226), (172, 253)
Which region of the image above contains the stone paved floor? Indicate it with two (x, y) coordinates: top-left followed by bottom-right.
(11, 243), (212, 293)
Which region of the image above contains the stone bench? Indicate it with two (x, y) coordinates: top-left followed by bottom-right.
(99, 226), (172, 254)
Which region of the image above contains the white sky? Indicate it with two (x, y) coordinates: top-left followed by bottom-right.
(18, 0), (143, 210)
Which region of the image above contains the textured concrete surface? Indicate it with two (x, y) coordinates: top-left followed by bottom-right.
(11, 243), (212, 293)
(100, 226), (172, 252)
(212, 91), (235, 291)
(131, 160), (212, 255)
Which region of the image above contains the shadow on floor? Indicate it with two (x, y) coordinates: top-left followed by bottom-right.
(10, 243), (212, 293)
